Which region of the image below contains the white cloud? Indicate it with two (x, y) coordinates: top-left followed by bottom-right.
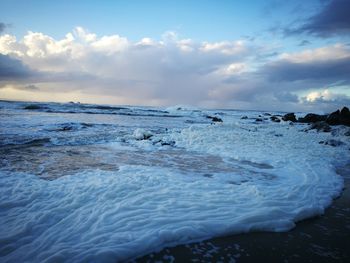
(304, 89), (350, 103)
(0, 34), (23, 56)
(74, 26), (96, 42)
(176, 39), (194, 52)
(216, 63), (246, 76)
(90, 35), (128, 54)
(200, 40), (246, 55)
(135, 38), (157, 47)
(22, 31), (78, 58)
(305, 89), (332, 102)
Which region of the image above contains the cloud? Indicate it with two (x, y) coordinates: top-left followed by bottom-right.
(0, 27), (253, 105)
(260, 44), (350, 83)
(9, 84), (40, 91)
(214, 43), (350, 111)
(0, 27), (349, 112)
(286, 0), (350, 37)
(0, 54), (35, 80)
(300, 89), (350, 112)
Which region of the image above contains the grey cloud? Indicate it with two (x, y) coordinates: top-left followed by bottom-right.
(286, 0), (350, 37)
(274, 91), (299, 102)
(260, 57), (350, 84)
(0, 54), (35, 80)
(0, 54), (98, 88)
(216, 52), (350, 111)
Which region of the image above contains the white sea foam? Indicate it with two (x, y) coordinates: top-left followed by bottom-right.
(0, 102), (348, 262)
(133, 128), (153, 140)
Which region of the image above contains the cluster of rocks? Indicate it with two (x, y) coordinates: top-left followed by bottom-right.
(270, 116), (281, 122)
(246, 107), (349, 130)
(241, 107), (349, 147)
(280, 107), (349, 147)
(281, 107), (350, 132)
(282, 113), (297, 122)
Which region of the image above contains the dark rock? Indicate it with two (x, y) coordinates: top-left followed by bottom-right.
(298, 113), (327, 123)
(270, 116), (281, 122)
(326, 110), (340, 125)
(206, 115), (223, 122)
(263, 113), (272, 116)
(341, 106), (350, 115)
(282, 113), (297, 122)
(326, 107), (350, 126)
(324, 139), (345, 147)
(309, 121), (332, 132)
(24, 104), (42, 110)
(255, 118), (267, 122)
(62, 126), (73, 131)
(212, 117), (223, 122)
(161, 140), (175, 146)
(241, 116), (248, 119)
(143, 134), (152, 140)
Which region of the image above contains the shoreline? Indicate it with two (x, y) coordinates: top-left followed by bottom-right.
(134, 163), (350, 262)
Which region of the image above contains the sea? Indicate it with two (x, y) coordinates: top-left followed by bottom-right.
(0, 100), (348, 262)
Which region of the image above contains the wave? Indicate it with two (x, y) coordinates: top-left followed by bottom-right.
(0, 137), (51, 148)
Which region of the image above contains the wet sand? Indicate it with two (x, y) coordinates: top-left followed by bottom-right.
(134, 164), (350, 263)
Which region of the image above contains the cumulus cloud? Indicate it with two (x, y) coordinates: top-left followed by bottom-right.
(0, 27), (254, 105)
(0, 27), (349, 111)
(301, 89), (350, 112)
(286, 0), (350, 37)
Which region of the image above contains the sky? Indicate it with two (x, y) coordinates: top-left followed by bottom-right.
(0, 0), (350, 112)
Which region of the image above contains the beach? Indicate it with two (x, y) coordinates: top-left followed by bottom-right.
(136, 164), (350, 262)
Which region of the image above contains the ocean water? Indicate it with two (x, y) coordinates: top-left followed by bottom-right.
(0, 100), (348, 262)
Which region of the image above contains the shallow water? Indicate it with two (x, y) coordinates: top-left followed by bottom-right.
(0, 100), (349, 262)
